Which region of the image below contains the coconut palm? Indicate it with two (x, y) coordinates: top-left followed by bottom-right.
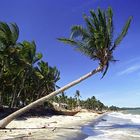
(0, 22), (20, 107)
(0, 22), (19, 80)
(0, 22), (19, 76)
(32, 60), (60, 100)
(59, 8), (132, 78)
(74, 90), (81, 108)
(0, 7), (132, 128)
(10, 41), (43, 107)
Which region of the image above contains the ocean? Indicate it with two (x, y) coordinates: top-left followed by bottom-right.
(82, 110), (140, 140)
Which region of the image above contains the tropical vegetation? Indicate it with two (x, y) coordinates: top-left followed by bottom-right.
(0, 22), (60, 108)
(0, 7), (132, 128)
(53, 93), (107, 111)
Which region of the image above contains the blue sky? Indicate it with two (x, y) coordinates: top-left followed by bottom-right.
(0, 0), (140, 107)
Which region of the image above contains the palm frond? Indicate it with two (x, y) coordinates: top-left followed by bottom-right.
(0, 22), (11, 36)
(90, 10), (99, 30)
(83, 14), (95, 34)
(33, 53), (43, 64)
(101, 62), (109, 79)
(0, 30), (7, 46)
(70, 25), (89, 39)
(110, 59), (119, 63)
(106, 7), (113, 39)
(10, 23), (19, 43)
(57, 38), (77, 46)
(98, 8), (106, 29)
(114, 16), (132, 47)
(0, 22), (12, 45)
(0, 22), (19, 46)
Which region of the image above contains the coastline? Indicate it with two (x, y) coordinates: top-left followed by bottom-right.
(82, 111), (140, 139)
(0, 111), (104, 140)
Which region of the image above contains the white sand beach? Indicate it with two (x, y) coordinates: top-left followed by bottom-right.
(0, 111), (101, 140)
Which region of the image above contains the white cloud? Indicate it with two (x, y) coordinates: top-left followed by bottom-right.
(117, 65), (140, 76)
(124, 57), (140, 65)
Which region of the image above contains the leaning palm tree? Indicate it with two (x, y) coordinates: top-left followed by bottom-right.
(0, 7), (132, 128)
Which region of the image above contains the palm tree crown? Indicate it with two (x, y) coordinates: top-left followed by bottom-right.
(74, 90), (81, 99)
(58, 7), (132, 78)
(0, 22), (19, 48)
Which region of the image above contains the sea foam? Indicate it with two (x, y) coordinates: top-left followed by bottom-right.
(83, 111), (140, 140)
(108, 112), (140, 124)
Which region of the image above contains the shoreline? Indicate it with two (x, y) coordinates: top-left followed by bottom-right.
(0, 111), (105, 140)
(81, 111), (140, 139)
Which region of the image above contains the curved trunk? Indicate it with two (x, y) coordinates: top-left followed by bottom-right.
(0, 66), (102, 128)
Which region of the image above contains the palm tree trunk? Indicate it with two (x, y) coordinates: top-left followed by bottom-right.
(0, 66), (102, 128)
(0, 91), (2, 107)
(10, 89), (16, 108)
(14, 77), (26, 107)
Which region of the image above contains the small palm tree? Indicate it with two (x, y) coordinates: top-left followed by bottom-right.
(0, 7), (132, 128)
(74, 90), (81, 108)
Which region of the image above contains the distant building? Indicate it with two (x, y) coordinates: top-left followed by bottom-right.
(52, 102), (68, 110)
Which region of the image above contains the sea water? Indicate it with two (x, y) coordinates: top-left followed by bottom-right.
(82, 110), (140, 140)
